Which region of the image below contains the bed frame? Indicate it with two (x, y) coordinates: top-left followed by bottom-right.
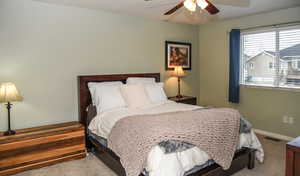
(78, 73), (256, 176)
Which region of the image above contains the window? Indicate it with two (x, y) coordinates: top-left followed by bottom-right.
(249, 63), (254, 69)
(240, 24), (300, 88)
(269, 62), (273, 69)
(292, 61), (297, 69)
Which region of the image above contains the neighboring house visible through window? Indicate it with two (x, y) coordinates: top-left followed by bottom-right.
(240, 24), (300, 88)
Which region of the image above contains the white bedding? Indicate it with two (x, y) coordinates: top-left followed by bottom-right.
(89, 101), (264, 176)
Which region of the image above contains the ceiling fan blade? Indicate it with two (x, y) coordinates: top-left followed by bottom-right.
(164, 1), (184, 15)
(205, 0), (219, 15)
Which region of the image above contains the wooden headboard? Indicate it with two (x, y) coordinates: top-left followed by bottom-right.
(77, 73), (160, 127)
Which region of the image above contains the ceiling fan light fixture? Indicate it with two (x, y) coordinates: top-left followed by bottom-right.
(196, 0), (208, 9)
(184, 0), (196, 12)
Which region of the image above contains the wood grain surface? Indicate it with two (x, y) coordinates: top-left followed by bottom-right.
(0, 122), (86, 176)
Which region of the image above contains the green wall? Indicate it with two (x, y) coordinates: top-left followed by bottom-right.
(1, 0), (299, 138)
(0, 0), (199, 130)
(198, 7), (300, 137)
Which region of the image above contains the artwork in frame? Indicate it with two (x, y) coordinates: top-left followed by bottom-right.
(165, 41), (192, 70)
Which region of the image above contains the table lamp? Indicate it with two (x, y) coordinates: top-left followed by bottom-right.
(172, 66), (186, 98)
(0, 83), (23, 136)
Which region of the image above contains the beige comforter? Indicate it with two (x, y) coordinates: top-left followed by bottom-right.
(108, 108), (241, 176)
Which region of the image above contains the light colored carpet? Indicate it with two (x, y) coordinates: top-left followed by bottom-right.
(14, 135), (286, 176)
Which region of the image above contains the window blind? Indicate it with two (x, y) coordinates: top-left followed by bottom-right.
(240, 25), (300, 89)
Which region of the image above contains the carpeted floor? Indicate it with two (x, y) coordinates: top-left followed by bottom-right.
(14, 135), (286, 176)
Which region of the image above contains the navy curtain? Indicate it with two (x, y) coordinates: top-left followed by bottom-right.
(229, 29), (241, 103)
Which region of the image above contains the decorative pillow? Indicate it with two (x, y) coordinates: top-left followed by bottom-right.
(94, 84), (126, 113)
(88, 81), (123, 105)
(145, 83), (167, 104)
(120, 84), (151, 109)
(126, 77), (156, 85)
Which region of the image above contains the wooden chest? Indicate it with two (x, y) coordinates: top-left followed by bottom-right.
(286, 136), (300, 176)
(0, 122), (86, 176)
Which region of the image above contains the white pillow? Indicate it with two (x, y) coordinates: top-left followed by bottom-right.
(126, 77), (156, 85)
(93, 84), (126, 113)
(88, 81), (123, 105)
(120, 84), (151, 109)
(145, 83), (167, 104)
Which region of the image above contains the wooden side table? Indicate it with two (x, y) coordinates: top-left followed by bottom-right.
(168, 96), (197, 105)
(0, 122), (86, 176)
(286, 136), (300, 176)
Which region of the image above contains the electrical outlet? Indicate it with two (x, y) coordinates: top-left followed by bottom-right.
(283, 116), (295, 124)
(289, 117), (293, 124)
(283, 116), (289, 123)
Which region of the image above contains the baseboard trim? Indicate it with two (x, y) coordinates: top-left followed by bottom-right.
(253, 128), (295, 141)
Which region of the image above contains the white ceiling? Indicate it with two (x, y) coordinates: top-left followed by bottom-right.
(36, 0), (300, 24)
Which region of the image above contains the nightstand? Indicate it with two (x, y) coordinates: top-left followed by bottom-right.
(286, 136), (300, 176)
(0, 122), (86, 176)
(168, 96), (197, 105)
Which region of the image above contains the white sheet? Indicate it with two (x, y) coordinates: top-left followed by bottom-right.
(89, 100), (200, 139)
(89, 101), (264, 176)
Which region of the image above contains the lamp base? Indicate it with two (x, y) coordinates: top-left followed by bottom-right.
(4, 130), (16, 136)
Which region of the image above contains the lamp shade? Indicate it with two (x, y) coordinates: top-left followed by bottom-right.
(0, 83), (23, 103)
(172, 66), (186, 78)
(184, 0), (196, 12)
(197, 0), (208, 9)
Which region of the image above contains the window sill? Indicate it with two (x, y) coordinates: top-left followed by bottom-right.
(240, 84), (300, 92)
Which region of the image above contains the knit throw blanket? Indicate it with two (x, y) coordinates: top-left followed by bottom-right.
(108, 108), (241, 176)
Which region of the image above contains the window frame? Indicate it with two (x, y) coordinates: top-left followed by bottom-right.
(239, 24), (300, 90)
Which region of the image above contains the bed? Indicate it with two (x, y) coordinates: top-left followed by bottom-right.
(77, 73), (260, 176)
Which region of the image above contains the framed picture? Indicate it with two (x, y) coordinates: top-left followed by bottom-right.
(165, 41), (191, 70)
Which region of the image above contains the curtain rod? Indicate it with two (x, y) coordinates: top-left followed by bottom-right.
(226, 21), (300, 34)
(239, 21), (300, 32)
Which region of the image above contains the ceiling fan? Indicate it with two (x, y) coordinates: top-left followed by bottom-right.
(164, 0), (219, 16)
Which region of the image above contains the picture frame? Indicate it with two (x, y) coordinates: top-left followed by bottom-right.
(165, 41), (192, 70)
